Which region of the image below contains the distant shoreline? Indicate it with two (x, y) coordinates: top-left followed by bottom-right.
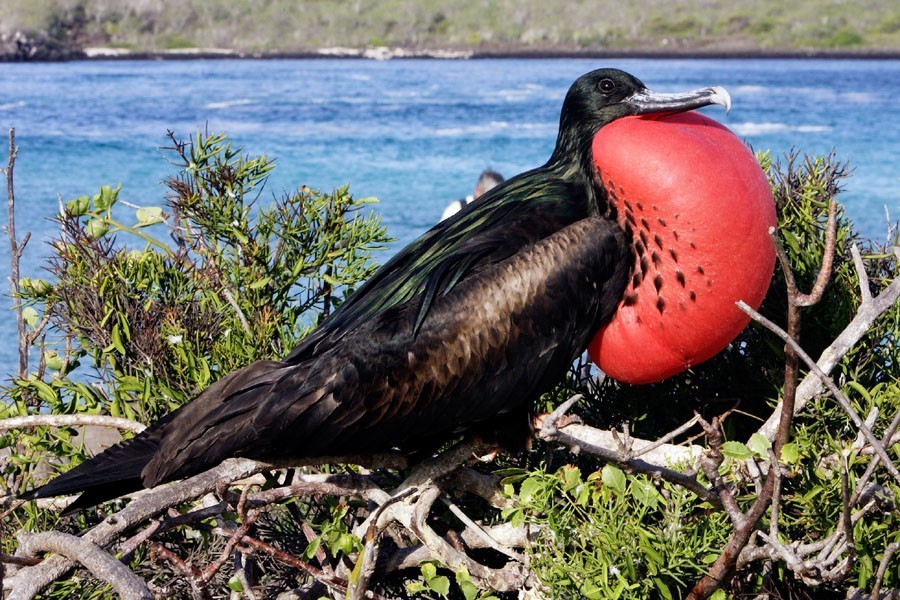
(5, 45), (900, 63)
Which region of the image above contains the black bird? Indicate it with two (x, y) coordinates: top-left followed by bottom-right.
(26, 69), (729, 511)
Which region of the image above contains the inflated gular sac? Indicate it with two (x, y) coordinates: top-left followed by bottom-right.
(589, 111), (776, 384)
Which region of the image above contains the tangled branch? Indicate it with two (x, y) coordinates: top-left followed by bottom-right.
(2, 439), (539, 600)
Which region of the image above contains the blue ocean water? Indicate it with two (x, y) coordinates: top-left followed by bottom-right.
(0, 57), (898, 377)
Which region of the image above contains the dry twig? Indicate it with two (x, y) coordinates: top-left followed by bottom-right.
(3, 128), (29, 379)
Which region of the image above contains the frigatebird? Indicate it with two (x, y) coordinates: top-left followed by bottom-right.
(26, 69), (730, 511)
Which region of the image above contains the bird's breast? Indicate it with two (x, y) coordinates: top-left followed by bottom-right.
(588, 111), (776, 383)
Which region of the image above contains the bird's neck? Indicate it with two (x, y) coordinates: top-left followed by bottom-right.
(550, 107), (600, 176)
(546, 126), (611, 219)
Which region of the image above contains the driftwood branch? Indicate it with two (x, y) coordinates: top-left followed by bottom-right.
(4, 438), (538, 599)
(14, 531), (152, 600)
(3, 458), (265, 599)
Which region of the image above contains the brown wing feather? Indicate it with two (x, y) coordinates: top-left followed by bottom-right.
(142, 216), (628, 480)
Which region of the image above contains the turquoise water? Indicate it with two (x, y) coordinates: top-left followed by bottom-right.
(1, 57), (898, 376)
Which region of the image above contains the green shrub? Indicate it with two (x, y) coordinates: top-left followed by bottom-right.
(1, 130), (390, 495)
(1, 143), (896, 599)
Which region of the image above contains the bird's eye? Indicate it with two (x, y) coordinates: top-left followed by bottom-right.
(597, 78), (616, 94)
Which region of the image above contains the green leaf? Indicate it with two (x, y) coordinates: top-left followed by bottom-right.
(845, 380), (873, 405)
(338, 533), (357, 555)
(31, 279), (53, 296)
(427, 575), (450, 596)
(455, 568), (478, 600)
(226, 576), (243, 592)
(94, 184), (120, 211)
(721, 441), (753, 460)
(85, 218), (109, 240)
(22, 306), (40, 328)
(31, 379), (58, 405)
(406, 582), (428, 594)
(519, 476), (543, 504)
(304, 536), (321, 559)
(747, 433), (772, 457)
(458, 579), (478, 600)
(781, 230), (800, 254)
(630, 479), (660, 508)
(249, 276), (273, 290)
(65, 195), (91, 216)
(111, 323), (126, 355)
(601, 464), (626, 495)
(420, 562), (437, 581)
(560, 464), (582, 491)
(780, 442), (801, 464)
(43, 350), (64, 372)
(581, 581), (604, 600)
(653, 577), (673, 600)
(501, 507), (524, 528)
(136, 206), (164, 225)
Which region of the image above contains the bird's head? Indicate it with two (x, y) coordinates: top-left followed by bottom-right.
(551, 68), (731, 173)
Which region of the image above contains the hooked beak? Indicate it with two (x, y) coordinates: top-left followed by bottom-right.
(627, 85), (732, 115)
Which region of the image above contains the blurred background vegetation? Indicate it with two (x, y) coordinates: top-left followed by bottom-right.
(2, 0), (900, 57)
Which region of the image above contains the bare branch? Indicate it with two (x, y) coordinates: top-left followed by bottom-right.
(347, 520), (382, 600)
(538, 399), (717, 505)
(758, 262), (900, 440)
(739, 301), (900, 485)
(632, 414), (703, 459)
(851, 244), (873, 305)
(201, 486), (256, 585)
(4, 458), (266, 598)
(696, 416), (744, 527)
(405, 486), (531, 592)
(219, 285), (252, 337)
(0, 554), (40, 568)
(3, 128), (27, 378)
(443, 467), (512, 510)
(849, 411), (900, 507)
(242, 472), (388, 507)
(795, 197), (838, 307)
(376, 523), (539, 574)
(871, 542), (900, 600)
(0, 414), (147, 435)
(13, 531), (152, 600)
(441, 496), (528, 563)
(149, 542), (210, 600)
(238, 535), (368, 598)
(345, 486), (416, 600)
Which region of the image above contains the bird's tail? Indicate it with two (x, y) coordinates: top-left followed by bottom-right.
(21, 411), (176, 514)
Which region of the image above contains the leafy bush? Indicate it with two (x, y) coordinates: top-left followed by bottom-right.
(1, 141), (897, 599)
(1, 129), (389, 497)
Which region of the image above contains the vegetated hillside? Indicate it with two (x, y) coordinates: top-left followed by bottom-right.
(1, 0), (900, 58)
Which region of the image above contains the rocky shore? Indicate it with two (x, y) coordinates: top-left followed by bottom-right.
(3, 31), (900, 62)
(0, 31), (86, 61)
